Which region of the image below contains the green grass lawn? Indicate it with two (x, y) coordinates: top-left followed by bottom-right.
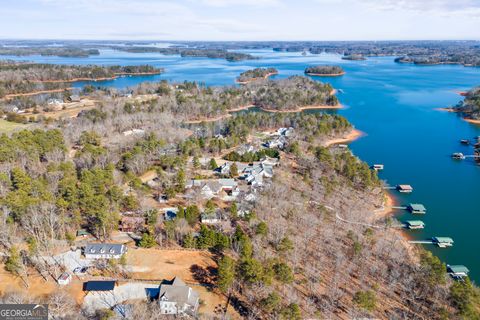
(0, 119), (27, 134)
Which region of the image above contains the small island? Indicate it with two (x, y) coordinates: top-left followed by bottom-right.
(236, 67), (278, 83)
(304, 65), (345, 76)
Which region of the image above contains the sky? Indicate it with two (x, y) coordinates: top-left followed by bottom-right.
(1, 0), (480, 41)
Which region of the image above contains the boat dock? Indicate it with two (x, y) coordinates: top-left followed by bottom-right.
(383, 184), (413, 193)
(396, 184), (413, 193)
(452, 153), (480, 160)
(371, 164), (384, 171)
(409, 237), (454, 248)
(390, 203), (426, 214)
(405, 220), (425, 229)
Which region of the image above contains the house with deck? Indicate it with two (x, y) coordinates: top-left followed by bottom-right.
(186, 179), (239, 200)
(242, 163), (274, 186)
(158, 277), (199, 316)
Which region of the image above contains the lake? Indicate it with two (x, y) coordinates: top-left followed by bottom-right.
(5, 49), (480, 282)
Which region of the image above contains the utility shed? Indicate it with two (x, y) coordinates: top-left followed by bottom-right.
(408, 204), (426, 214)
(83, 280), (116, 292)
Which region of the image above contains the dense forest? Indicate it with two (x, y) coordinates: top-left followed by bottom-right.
(395, 55), (480, 67)
(304, 65), (345, 75)
(236, 68), (278, 83)
(112, 46), (257, 62)
(0, 62), (162, 98)
(0, 59), (478, 319)
(253, 76), (338, 110)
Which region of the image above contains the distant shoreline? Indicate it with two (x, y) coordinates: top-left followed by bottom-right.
(30, 71), (162, 84)
(260, 104), (343, 113)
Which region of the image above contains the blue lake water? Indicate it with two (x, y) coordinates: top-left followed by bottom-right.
(4, 49), (480, 282)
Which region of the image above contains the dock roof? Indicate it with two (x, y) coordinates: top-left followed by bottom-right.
(406, 220), (425, 226)
(397, 184), (413, 190)
(448, 265), (470, 274)
(409, 204), (426, 211)
(433, 237), (454, 243)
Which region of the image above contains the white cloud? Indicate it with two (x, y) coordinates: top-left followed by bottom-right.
(197, 0), (281, 7)
(364, 0), (480, 17)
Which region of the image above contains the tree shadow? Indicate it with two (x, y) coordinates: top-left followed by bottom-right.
(190, 264), (217, 287)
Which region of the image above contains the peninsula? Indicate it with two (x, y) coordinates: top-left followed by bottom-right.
(453, 87), (480, 123)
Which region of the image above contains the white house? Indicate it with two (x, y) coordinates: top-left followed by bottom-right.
(242, 163), (273, 186)
(158, 277), (199, 316)
(186, 179), (239, 200)
(265, 136), (287, 149)
(201, 211), (222, 224)
(84, 244), (127, 259)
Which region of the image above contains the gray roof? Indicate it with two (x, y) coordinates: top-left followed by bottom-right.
(159, 277), (199, 307)
(85, 243), (126, 255)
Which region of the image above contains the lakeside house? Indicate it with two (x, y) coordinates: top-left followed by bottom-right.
(158, 277), (200, 316)
(186, 179), (239, 200)
(264, 136), (287, 149)
(242, 163), (274, 186)
(84, 243), (127, 259)
(447, 265), (470, 280)
(277, 127), (294, 137)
